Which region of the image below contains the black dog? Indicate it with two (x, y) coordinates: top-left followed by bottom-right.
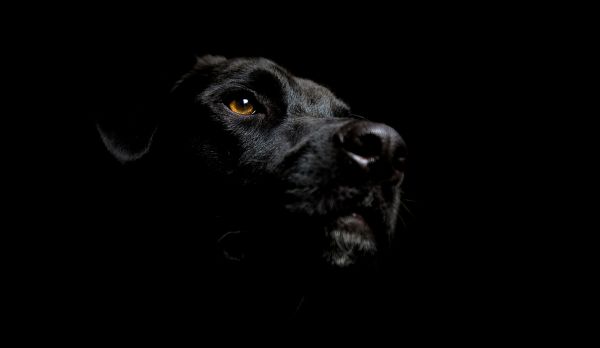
(95, 55), (407, 320)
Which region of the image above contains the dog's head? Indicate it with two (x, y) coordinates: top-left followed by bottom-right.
(98, 56), (406, 268)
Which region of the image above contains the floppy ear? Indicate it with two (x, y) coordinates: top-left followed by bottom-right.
(96, 105), (158, 164)
(97, 54), (227, 163)
(170, 54), (227, 96)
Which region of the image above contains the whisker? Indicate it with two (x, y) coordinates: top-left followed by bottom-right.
(396, 209), (408, 232)
(292, 295), (306, 318)
(400, 200), (415, 218)
(349, 113), (367, 120)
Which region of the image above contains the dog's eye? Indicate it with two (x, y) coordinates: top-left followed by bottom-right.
(227, 97), (256, 116)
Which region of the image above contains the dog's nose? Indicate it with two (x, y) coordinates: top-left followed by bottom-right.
(335, 121), (407, 181)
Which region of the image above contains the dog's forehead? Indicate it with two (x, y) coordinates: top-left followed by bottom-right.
(220, 57), (290, 80)
(286, 77), (348, 116)
(195, 57), (349, 117)
(221, 59), (333, 93)
(293, 77), (338, 101)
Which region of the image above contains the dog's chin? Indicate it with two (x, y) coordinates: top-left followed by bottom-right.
(323, 213), (378, 267)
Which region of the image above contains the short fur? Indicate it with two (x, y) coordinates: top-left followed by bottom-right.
(98, 56), (406, 271)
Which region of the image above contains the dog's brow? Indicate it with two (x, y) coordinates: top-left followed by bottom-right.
(247, 68), (291, 90)
(222, 68), (290, 104)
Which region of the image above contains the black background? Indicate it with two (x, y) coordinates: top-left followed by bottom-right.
(11, 4), (570, 342)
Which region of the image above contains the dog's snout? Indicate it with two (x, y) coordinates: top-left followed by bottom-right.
(336, 121), (406, 181)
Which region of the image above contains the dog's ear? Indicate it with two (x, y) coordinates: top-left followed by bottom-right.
(96, 105), (158, 164)
(172, 55), (227, 88)
(170, 54), (227, 102)
(97, 54), (226, 163)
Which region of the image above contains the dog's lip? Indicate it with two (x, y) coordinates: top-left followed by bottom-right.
(340, 208), (379, 224)
(334, 212), (373, 233)
(339, 212), (367, 225)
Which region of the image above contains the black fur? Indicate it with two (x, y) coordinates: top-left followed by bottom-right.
(99, 56), (406, 267)
(96, 56), (407, 320)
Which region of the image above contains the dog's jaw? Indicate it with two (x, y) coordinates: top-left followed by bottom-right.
(323, 213), (378, 267)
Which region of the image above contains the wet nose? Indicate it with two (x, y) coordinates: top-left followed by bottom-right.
(335, 121), (407, 182)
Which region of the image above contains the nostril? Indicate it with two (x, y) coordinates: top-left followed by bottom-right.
(336, 121), (406, 179)
(346, 132), (382, 159)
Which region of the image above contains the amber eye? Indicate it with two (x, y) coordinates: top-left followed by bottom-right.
(227, 97), (256, 115)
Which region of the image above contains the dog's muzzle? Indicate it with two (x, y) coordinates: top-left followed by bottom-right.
(335, 120), (407, 183)
(275, 119), (407, 267)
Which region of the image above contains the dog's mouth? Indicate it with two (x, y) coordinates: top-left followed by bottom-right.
(274, 179), (397, 267)
(322, 210), (381, 267)
(223, 151), (401, 267)
(216, 182), (396, 268)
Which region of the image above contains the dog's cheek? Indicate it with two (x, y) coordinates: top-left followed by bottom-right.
(186, 138), (233, 176)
